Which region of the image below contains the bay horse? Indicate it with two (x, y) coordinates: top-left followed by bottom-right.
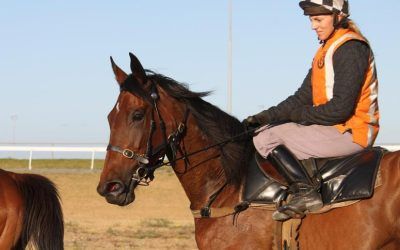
(97, 53), (400, 249)
(0, 169), (64, 250)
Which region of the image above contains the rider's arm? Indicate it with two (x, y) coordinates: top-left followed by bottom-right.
(289, 40), (371, 125)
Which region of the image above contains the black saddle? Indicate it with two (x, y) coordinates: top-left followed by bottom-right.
(243, 147), (386, 206)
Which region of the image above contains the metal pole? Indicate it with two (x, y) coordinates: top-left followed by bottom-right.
(227, 0), (233, 114)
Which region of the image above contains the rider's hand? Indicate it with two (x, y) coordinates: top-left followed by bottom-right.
(242, 116), (261, 133)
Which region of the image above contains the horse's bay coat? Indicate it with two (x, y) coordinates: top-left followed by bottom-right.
(97, 53), (400, 249)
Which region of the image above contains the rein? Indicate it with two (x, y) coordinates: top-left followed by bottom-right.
(150, 127), (254, 172)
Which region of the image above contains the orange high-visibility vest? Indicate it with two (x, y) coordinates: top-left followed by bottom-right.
(311, 28), (379, 148)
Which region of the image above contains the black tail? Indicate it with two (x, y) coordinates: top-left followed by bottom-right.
(13, 173), (64, 250)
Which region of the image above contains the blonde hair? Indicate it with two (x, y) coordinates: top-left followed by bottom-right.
(346, 19), (369, 43)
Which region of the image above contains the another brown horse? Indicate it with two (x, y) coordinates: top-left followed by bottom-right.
(0, 169), (64, 249)
(97, 53), (400, 249)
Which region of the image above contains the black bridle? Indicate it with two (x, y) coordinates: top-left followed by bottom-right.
(107, 80), (256, 190)
(107, 81), (190, 187)
(106, 80), (261, 217)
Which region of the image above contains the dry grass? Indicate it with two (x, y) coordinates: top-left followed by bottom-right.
(1, 160), (197, 249)
(0, 158), (104, 170)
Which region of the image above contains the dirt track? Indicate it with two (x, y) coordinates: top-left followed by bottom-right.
(40, 169), (197, 249)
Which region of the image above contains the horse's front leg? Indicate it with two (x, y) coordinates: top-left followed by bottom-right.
(194, 209), (276, 250)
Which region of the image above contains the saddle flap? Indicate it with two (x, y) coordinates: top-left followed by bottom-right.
(319, 147), (385, 204)
(243, 154), (286, 204)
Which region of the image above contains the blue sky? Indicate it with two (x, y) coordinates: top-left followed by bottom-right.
(1, 1), (399, 146)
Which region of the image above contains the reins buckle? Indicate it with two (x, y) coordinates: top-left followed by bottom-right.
(123, 149), (135, 159)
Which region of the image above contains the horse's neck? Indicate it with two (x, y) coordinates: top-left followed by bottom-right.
(172, 118), (241, 210)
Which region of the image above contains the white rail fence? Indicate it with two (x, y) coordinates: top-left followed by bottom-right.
(0, 144), (400, 170)
(0, 146), (106, 170)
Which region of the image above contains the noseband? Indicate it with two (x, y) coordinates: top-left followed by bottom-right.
(107, 81), (189, 186)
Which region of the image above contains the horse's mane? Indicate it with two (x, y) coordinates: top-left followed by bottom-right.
(124, 71), (252, 185)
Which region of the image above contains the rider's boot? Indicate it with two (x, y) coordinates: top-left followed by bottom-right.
(268, 145), (323, 221)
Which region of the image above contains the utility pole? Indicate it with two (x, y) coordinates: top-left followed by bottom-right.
(227, 0), (233, 114)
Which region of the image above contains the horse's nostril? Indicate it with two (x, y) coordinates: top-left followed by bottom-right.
(104, 180), (125, 196)
(107, 182), (121, 193)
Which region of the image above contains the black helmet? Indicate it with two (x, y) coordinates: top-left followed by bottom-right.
(299, 0), (349, 17)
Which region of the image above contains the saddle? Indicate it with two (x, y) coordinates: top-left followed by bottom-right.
(243, 147), (386, 206)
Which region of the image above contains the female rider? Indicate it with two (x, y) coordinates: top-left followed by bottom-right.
(243, 0), (379, 221)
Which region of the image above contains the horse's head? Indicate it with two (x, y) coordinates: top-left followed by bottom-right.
(97, 53), (178, 206)
(97, 52), (249, 207)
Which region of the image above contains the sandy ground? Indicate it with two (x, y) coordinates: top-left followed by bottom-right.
(36, 169), (197, 249)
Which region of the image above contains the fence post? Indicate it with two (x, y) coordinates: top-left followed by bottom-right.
(28, 150), (33, 170)
(90, 150), (95, 170)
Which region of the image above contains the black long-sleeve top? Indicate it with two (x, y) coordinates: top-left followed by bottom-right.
(255, 40), (371, 126)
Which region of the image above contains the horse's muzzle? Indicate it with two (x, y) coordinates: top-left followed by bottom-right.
(97, 179), (136, 206)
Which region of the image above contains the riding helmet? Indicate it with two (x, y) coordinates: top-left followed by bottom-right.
(299, 0), (349, 17)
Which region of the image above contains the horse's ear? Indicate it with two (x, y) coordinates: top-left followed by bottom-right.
(110, 56), (128, 86)
(129, 52), (147, 84)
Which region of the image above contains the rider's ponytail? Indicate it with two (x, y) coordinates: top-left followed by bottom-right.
(343, 19), (369, 43)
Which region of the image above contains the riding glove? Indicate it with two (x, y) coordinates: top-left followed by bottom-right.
(242, 116), (261, 132)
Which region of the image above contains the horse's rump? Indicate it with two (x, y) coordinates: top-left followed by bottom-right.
(12, 172), (64, 250)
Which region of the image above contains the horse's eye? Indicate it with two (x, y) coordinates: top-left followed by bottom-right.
(132, 111), (144, 121)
